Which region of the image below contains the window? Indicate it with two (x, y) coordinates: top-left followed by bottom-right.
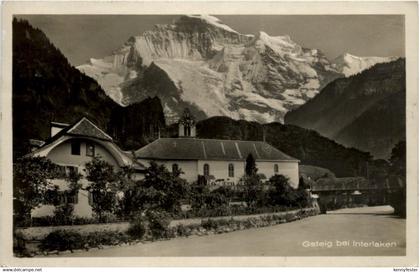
(203, 163), (210, 176)
(274, 164), (279, 174)
(86, 143), (95, 157)
(88, 191), (94, 206)
(66, 191), (78, 204)
(43, 190), (78, 205)
(71, 140), (81, 155)
(66, 166), (78, 177)
(228, 163), (234, 177)
(172, 163), (179, 173)
(56, 165), (67, 178)
(56, 165), (78, 178)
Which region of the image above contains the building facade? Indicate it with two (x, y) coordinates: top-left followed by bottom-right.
(28, 117), (144, 218)
(135, 138), (300, 188)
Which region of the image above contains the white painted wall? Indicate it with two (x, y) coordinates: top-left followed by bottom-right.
(257, 161), (299, 188)
(31, 139), (122, 219)
(31, 180), (93, 218)
(47, 139), (120, 169)
(137, 159), (299, 188)
(198, 160), (245, 184)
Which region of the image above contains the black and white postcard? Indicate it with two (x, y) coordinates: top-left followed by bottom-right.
(0, 0), (418, 268)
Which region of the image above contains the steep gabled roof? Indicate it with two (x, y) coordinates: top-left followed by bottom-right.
(45, 117), (112, 145)
(135, 138), (298, 162)
(67, 117), (113, 141)
(28, 117), (143, 169)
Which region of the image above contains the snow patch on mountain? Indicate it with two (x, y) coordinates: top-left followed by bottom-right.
(78, 58), (125, 104)
(186, 15), (239, 34)
(333, 53), (398, 77)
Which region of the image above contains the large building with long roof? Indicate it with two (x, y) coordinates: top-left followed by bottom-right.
(135, 137), (300, 187)
(135, 109), (300, 188)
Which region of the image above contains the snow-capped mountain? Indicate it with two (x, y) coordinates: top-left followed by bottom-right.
(332, 53), (398, 77)
(77, 15), (393, 124)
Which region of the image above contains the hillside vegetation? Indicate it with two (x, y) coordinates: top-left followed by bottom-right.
(13, 19), (164, 159)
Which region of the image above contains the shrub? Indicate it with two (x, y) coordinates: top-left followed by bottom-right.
(243, 174), (263, 207)
(201, 219), (219, 230)
(127, 214), (146, 239)
(40, 230), (83, 251)
(85, 231), (129, 247)
(39, 229), (131, 252)
(13, 156), (61, 224)
(53, 204), (75, 225)
(145, 210), (171, 239)
(175, 225), (189, 237)
(13, 230), (29, 257)
(132, 162), (190, 214)
(85, 157), (118, 221)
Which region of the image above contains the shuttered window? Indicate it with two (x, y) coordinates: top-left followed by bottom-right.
(172, 163), (179, 173)
(203, 164), (210, 176)
(228, 163), (234, 177)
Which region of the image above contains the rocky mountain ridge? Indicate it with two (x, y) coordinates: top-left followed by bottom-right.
(76, 16), (361, 123)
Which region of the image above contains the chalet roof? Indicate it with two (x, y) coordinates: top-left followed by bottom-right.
(46, 117), (112, 144)
(28, 117), (144, 169)
(135, 138), (299, 162)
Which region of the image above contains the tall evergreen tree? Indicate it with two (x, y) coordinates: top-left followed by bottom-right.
(245, 153), (258, 176)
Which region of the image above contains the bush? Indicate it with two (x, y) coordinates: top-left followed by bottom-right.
(201, 219), (219, 230)
(53, 204), (74, 225)
(39, 229), (131, 252)
(85, 231), (129, 247)
(145, 210), (171, 239)
(34, 207), (318, 254)
(13, 230), (29, 257)
(131, 162), (190, 214)
(127, 214), (146, 239)
(40, 230), (83, 251)
(174, 225), (189, 237)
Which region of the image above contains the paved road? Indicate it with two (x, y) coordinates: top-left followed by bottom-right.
(58, 206), (405, 257)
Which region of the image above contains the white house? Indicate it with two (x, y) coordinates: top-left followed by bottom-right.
(135, 110), (300, 188)
(28, 117), (144, 218)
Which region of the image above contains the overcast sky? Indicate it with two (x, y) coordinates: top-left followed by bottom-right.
(17, 15), (405, 66)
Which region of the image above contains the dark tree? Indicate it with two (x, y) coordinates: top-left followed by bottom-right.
(13, 156), (59, 225)
(388, 141), (406, 217)
(390, 140), (406, 178)
(127, 162), (190, 215)
(85, 157), (118, 221)
(245, 153), (258, 176)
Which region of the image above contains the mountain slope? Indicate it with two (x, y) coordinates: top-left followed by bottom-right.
(284, 59), (405, 158)
(12, 19), (164, 159)
(332, 53), (397, 77)
(334, 91), (405, 158)
(77, 15), (343, 123)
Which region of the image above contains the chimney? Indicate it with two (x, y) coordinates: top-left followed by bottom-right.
(50, 121), (69, 137)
